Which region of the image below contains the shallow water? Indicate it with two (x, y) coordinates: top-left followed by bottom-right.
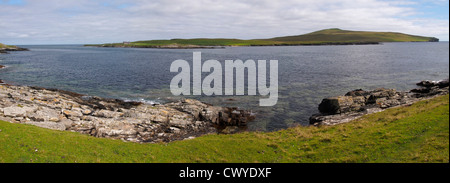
(1, 42), (448, 131)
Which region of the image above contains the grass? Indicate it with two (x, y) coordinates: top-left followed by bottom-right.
(266, 28), (437, 43)
(0, 43), (16, 49)
(85, 28), (438, 47)
(0, 95), (448, 163)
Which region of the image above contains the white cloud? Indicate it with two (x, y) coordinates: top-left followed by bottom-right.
(0, 0), (448, 44)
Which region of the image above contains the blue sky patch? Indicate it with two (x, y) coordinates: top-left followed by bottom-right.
(0, 0), (25, 5)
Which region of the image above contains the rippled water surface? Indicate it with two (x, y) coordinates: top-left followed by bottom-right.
(1, 42), (448, 131)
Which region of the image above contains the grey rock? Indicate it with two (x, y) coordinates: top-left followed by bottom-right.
(59, 119), (74, 130)
(93, 109), (120, 118)
(3, 106), (36, 117)
(81, 109), (93, 115)
(318, 96), (354, 114)
(367, 88), (397, 103)
(310, 112), (363, 126)
(169, 127), (181, 133)
(169, 117), (192, 128)
(345, 89), (370, 97)
(49, 117), (60, 122)
(310, 79), (449, 126)
(28, 107), (60, 122)
(365, 107), (384, 114)
(25, 122), (66, 131)
(62, 109), (83, 118)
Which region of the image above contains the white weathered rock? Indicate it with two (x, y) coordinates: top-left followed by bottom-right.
(2, 106), (36, 117)
(49, 117), (60, 122)
(94, 109), (120, 118)
(63, 109), (83, 118)
(25, 122), (66, 131)
(81, 109), (92, 115)
(28, 107), (60, 122)
(59, 119), (74, 130)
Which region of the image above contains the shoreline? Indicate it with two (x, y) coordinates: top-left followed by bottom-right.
(84, 41), (381, 49)
(0, 82), (254, 143)
(84, 45), (226, 49)
(310, 79), (449, 126)
(0, 78), (448, 143)
(0, 46), (29, 54)
(84, 41), (448, 49)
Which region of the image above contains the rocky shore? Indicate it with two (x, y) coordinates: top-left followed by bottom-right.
(0, 82), (254, 143)
(1, 77), (447, 143)
(0, 46), (29, 54)
(310, 79), (449, 126)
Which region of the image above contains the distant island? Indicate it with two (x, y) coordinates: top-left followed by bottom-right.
(85, 28), (439, 49)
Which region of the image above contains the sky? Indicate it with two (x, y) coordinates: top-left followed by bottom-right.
(0, 0), (449, 44)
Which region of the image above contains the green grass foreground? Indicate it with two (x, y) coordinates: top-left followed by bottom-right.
(0, 95), (448, 163)
(85, 28), (438, 47)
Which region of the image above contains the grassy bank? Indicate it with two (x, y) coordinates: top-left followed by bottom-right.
(0, 43), (15, 49)
(85, 28), (438, 48)
(0, 95), (448, 163)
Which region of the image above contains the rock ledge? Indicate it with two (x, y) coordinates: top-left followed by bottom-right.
(310, 79), (449, 126)
(0, 84), (254, 143)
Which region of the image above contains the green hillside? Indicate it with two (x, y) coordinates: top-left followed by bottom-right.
(1, 95), (448, 163)
(1, 43), (28, 53)
(0, 43), (13, 49)
(86, 28), (439, 48)
(1, 43), (22, 50)
(266, 28), (438, 43)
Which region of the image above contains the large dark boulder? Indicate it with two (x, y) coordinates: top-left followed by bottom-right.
(416, 80), (438, 87)
(438, 79), (449, 88)
(411, 79), (449, 97)
(416, 79), (448, 88)
(318, 96), (354, 114)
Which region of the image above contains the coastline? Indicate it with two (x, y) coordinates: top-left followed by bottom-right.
(84, 41), (381, 49)
(310, 79), (449, 126)
(84, 41), (448, 49)
(84, 44), (226, 49)
(0, 78), (448, 143)
(0, 46), (29, 54)
(0, 82), (254, 143)
(1, 94), (448, 163)
(1, 43), (448, 143)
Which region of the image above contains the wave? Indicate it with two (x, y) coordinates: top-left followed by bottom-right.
(123, 98), (163, 105)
